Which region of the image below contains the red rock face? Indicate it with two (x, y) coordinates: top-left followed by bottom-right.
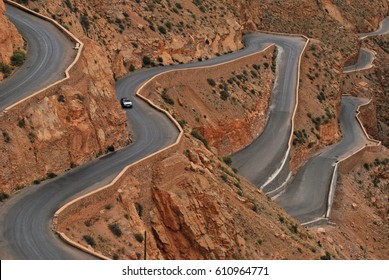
(0, 39), (129, 193)
(0, 0), (24, 80)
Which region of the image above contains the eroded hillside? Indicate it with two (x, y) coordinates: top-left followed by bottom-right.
(2, 0), (388, 260)
(0, 0), (23, 80)
(0, 38), (129, 194)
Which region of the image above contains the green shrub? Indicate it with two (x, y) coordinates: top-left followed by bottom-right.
(289, 224), (298, 234)
(57, 94), (65, 103)
(80, 12), (90, 33)
(0, 63), (12, 77)
(207, 78), (216, 87)
(178, 119), (187, 128)
(106, 145), (115, 153)
(158, 25), (167, 34)
(220, 90), (229, 100)
(162, 91), (174, 105)
(17, 118), (25, 128)
(135, 203), (143, 217)
(223, 156), (232, 166)
(0, 192), (10, 202)
(83, 235), (96, 247)
(3, 132), (11, 143)
(11, 50), (26, 66)
(108, 223), (122, 237)
(134, 233), (144, 243)
(129, 64), (136, 72)
(320, 251), (332, 260)
(46, 172), (57, 179)
(142, 56), (152, 66)
(191, 130), (209, 148)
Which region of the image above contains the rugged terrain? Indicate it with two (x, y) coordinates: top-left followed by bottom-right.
(325, 147), (388, 259)
(1, 0), (388, 260)
(141, 46), (276, 156)
(0, 0), (23, 80)
(58, 133), (340, 260)
(16, 0), (388, 169)
(0, 38), (129, 194)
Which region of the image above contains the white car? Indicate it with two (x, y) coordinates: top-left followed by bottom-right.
(120, 98), (133, 108)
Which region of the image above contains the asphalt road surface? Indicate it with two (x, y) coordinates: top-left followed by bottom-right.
(0, 4), (75, 110)
(0, 5), (305, 259)
(275, 96), (371, 223)
(231, 35), (306, 190)
(274, 15), (389, 223)
(359, 16), (389, 39)
(0, 4), (386, 259)
(343, 48), (375, 73)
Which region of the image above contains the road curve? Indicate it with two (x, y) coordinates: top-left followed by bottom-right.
(275, 96), (372, 223)
(359, 17), (389, 39)
(0, 4), (305, 259)
(231, 35), (306, 191)
(275, 15), (389, 224)
(343, 48), (375, 73)
(1, 3), (386, 259)
(0, 4), (74, 110)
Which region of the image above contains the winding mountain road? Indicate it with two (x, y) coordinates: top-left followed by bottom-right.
(275, 96), (373, 223)
(0, 4), (74, 110)
(0, 4), (305, 260)
(0, 3), (386, 259)
(274, 18), (389, 223)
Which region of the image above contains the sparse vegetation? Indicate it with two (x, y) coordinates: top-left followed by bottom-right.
(191, 130), (209, 148)
(161, 90), (174, 105)
(11, 50), (26, 66)
(142, 56), (152, 66)
(105, 204), (113, 210)
(320, 251), (332, 260)
(46, 172), (57, 179)
(134, 233), (144, 243)
(158, 25), (167, 34)
(0, 63), (12, 78)
(207, 78), (216, 87)
(108, 223), (122, 237)
(3, 132), (11, 143)
(83, 235), (96, 247)
(222, 156), (232, 166)
(80, 12), (90, 33)
(0, 192), (10, 202)
(57, 94), (65, 103)
(177, 119), (187, 128)
(106, 145), (115, 153)
(17, 118), (25, 128)
(135, 203), (143, 217)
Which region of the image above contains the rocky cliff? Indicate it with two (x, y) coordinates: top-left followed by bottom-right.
(20, 0), (388, 170)
(58, 135), (340, 260)
(0, 0), (23, 80)
(0, 39), (129, 194)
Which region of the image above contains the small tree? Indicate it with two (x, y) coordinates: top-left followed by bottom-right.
(11, 50), (26, 66)
(108, 223), (122, 237)
(142, 56), (152, 66)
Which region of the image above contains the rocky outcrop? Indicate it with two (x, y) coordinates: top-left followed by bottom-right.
(24, 0), (244, 78)
(0, 0), (23, 80)
(57, 135), (336, 260)
(0, 39), (129, 193)
(140, 47), (275, 156)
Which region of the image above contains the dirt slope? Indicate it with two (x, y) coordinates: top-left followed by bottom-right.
(0, 0), (23, 80)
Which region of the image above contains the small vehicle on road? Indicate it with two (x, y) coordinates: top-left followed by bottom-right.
(120, 98), (133, 108)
